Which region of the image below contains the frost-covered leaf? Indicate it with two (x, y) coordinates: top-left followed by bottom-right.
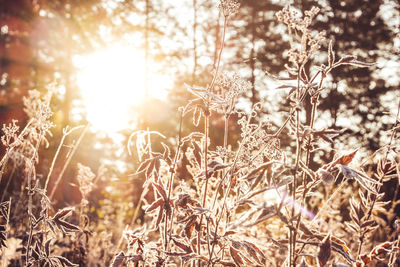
(152, 182), (168, 201)
(146, 198), (164, 213)
(110, 251), (125, 267)
(55, 256), (79, 267)
(331, 150), (357, 167)
(172, 238), (192, 253)
(53, 207), (74, 220)
(229, 246), (244, 265)
(337, 164), (379, 194)
(317, 234), (331, 267)
(193, 106), (202, 126)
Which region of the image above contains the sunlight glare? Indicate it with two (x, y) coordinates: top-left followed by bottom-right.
(74, 45), (169, 134)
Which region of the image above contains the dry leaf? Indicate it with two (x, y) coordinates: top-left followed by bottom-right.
(331, 150), (358, 167)
(318, 234), (331, 267)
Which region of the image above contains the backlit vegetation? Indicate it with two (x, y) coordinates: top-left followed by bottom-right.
(0, 1), (399, 266)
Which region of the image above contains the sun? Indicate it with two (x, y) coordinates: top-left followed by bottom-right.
(74, 45), (169, 134)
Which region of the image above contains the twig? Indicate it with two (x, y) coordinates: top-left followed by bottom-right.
(49, 124), (89, 200)
(44, 125), (84, 192)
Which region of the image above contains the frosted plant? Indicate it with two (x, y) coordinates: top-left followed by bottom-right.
(276, 6), (326, 67)
(219, 0), (240, 17)
(236, 104), (282, 167)
(1, 120), (20, 148)
(77, 163), (96, 206)
(23, 89), (54, 134)
(214, 71), (250, 116)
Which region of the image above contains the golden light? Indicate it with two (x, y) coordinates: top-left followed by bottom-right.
(74, 45), (169, 134)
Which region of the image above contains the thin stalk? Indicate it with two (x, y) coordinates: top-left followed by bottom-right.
(130, 185), (149, 227)
(210, 104), (256, 211)
(198, 110), (210, 266)
(44, 125), (83, 192)
(164, 110), (184, 251)
(192, 0), (197, 84)
(289, 65), (303, 267)
(304, 76), (324, 166)
(209, 16), (227, 92)
(208, 110), (257, 262)
(26, 129), (43, 266)
(49, 125), (89, 200)
(293, 73), (325, 264)
(223, 115), (229, 153)
(199, 14), (228, 266)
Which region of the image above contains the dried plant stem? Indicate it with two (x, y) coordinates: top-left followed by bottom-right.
(273, 88), (309, 139)
(130, 185), (149, 228)
(49, 124), (89, 200)
(223, 114), (229, 159)
(26, 128), (44, 266)
(209, 16), (227, 92)
(294, 73), (325, 264)
(201, 116), (210, 209)
(197, 110), (210, 266)
(208, 115), (254, 262)
(198, 14), (229, 267)
(166, 111), (183, 201)
(44, 125), (83, 192)
(289, 68), (303, 267)
(164, 111), (184, 251)
(304, 76), (324, 167)
(357, 93), (400, 257)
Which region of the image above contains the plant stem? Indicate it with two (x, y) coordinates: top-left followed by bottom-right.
(289, 65), (303, 267)
(26, 129), (43, 266)
(49, 124), (88, 200)
(44, 125), (83, 192)
(198, 108), (209, 266)
(164, 110), (184, 252)
(293, 72), (325, 264)
(200, 14), (228, 266)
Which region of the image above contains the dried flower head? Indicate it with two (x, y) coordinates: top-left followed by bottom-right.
(23, 89), (53, 123)
(276, 6), (326, 66)
(3, 90), (55, 168)
(214, 71), (250, 115)
(1, 120), (20, 147)
(219, 0), (240, 17)
(77, 163), (96, 206)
